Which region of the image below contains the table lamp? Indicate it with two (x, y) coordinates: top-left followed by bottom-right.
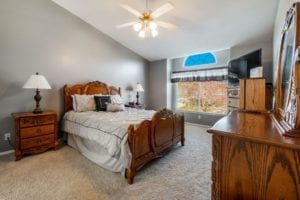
(23, 72), (51, 114)
(136, 83), (144, 105)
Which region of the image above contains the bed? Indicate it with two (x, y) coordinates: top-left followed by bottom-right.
(62, 81), (185, 184)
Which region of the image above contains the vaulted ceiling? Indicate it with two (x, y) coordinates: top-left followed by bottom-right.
(52, 0), (279, 61)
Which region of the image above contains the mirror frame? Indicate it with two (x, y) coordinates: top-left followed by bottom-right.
(273, 3), (300, 137)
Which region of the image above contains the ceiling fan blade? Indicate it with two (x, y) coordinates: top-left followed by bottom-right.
(116, 21), (137, 28)
(151, 3), (174, 18)
(120, 4), (142, 17)
(156, 21), (177, 29)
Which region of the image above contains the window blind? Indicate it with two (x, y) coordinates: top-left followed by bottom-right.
(171, 67), (228, 83)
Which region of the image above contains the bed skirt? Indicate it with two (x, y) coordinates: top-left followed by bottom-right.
(67, 134), (131, 174)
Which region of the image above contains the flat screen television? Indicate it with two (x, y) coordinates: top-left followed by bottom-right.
(228, 49), (262, 86)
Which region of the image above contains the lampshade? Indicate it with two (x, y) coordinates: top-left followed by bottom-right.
(136, 83), (144, 92)
(23, 73), (51, 89)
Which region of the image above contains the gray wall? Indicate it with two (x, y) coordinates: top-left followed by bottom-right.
(171, 49), (231, 72)
(0, 0), (149, 152)
(170, 49), (231, 126)
(148, 60), (168, 110)
(230, 41), (273, 83)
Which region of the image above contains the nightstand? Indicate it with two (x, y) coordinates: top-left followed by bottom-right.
(125, 104), (145, 109)
(12, 111), (59, 161)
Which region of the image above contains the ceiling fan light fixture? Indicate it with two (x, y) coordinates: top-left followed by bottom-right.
(118, 1), (176, 38)
(139, 30), (146, 38)
(133, 23), (142, 32)
(149, 21), (157, 30)
(151, 29), (158, 37)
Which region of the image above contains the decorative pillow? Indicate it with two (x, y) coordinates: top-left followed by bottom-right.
(73, 94), (96, 112)
(94, 96), (111, 111)
(107, 103), (125, 112)
(110, 95), (123, 104)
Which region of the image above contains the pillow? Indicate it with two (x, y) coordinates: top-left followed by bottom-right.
(71, 95), (76, 111)
(107, 103), (125, 112)
(94, 96), (111, 111)
(73, 94), (96, 112)
(110, 95), (123, 104)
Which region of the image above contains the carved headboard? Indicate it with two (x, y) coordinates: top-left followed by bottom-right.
(63, 81), (121, 112)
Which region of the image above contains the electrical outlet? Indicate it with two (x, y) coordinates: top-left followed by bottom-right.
(198, 115), (202, 119)
(4, 133), (11, 141)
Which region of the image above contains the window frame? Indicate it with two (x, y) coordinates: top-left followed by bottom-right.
(175, 80), (227, 115)
(183, 52), (217, 68)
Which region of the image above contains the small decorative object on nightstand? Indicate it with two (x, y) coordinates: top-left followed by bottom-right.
(12, 111), (59, 161)
(23, 72), (51, 114)
(135, 82), (144, 105)
(125, 104), (145, 109)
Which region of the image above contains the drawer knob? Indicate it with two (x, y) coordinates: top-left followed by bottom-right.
(36, 128), (42, 134)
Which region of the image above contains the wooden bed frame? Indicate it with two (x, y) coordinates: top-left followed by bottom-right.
(63, 81), (185, 184)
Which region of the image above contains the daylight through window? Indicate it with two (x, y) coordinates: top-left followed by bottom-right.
(176, 81), (227, 114)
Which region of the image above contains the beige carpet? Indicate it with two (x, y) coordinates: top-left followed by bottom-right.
(0, 125), (211, 200)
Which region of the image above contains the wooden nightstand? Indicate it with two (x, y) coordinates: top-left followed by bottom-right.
(12, 111), (59, 161)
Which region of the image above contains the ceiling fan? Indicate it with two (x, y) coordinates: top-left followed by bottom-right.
(117, 0), (176, 38)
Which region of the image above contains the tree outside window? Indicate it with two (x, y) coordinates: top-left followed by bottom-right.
(177, 81), (227, 114)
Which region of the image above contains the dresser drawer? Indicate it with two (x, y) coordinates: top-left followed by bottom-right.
(20, 115), (55, 128)
(21, 134), (54, 149)
(20, 125), (55, 139)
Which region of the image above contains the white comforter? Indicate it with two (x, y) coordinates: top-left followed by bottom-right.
(62, 108), (155, 172)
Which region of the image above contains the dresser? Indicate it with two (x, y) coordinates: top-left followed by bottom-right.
(12, 111), (59, 161)
(207, 111), (300, 199)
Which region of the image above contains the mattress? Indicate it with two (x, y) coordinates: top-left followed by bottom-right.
(62, 108), (155, 173)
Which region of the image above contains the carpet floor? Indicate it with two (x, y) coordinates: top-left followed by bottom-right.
(0, 125), (211, 200)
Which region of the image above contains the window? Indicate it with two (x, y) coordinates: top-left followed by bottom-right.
(171, 67), (228, 114)
(184, 52), (217, 67)
(176, 81), (227, 114)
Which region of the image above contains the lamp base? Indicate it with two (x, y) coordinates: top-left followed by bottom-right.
(33, 108), (43, 114)
(33, 89), (43, 114)
(136, 92), (140, 105)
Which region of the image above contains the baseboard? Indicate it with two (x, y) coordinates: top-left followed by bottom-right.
(185, 122), (211, 129)
(0, 150), (14, 156)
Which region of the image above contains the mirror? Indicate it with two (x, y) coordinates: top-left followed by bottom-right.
(273, 3), (300, 137)
(280, 15), (295, 110)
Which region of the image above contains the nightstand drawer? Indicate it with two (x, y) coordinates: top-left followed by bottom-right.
(21, 134), (54, 149)
(20, 115), (55, 128)
(20, 125), (55, 139)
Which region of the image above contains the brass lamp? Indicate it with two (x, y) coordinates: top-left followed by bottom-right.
(23, 72), (51, 114)
(136, 83), (144, 105)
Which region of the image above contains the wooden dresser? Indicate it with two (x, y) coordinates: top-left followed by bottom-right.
(207, 111), (300, 200)
(12, 111), (59, 161)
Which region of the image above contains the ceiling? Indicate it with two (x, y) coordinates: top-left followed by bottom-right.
(52, 0), (279, 61)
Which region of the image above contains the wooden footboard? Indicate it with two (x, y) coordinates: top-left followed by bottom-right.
(126, 108), (184, 184)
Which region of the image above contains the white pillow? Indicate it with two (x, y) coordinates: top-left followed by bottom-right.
(110, 95), (123, 104)
(106, 103), (125, 112)
(72, 94), (98, 112)
(71, 95), (77, 111)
